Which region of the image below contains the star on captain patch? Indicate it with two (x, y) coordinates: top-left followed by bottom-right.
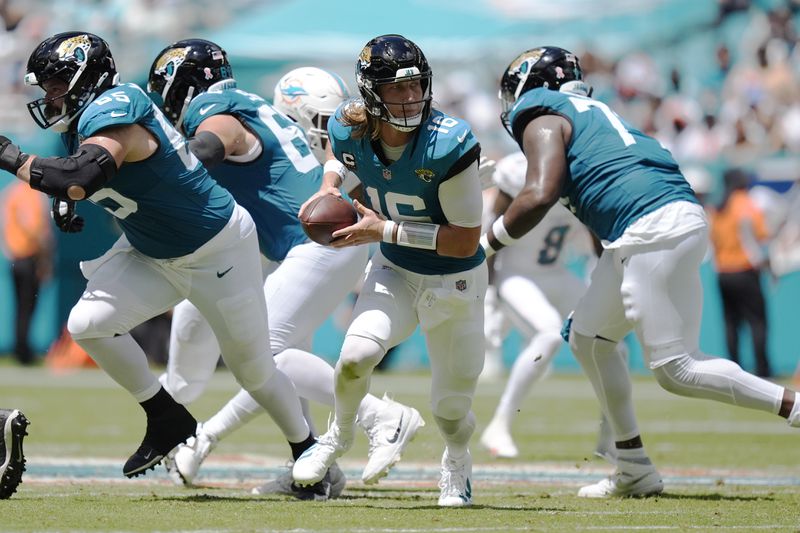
(455, 279), (467, 292)
(415, 168), (435, 183)
(382, 168), (392, 180)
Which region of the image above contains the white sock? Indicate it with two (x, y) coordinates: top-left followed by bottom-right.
(76, 335), (161, 401)
(436, 411), (475, 459)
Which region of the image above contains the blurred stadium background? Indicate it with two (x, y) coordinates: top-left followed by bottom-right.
(2, 0), (800, 376)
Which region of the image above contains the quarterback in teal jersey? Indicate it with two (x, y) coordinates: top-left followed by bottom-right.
(292, 35), (486, 507)
(147, 42), (423, 497)
(484, 46), (800, 498)
(0, 32), (314, 482)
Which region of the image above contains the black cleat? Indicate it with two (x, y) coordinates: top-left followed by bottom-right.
(290, 470), (332, 501)
(123, 404), (196, 478)
(0, 409), (29, 499)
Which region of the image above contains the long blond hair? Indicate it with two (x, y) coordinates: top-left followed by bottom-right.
(338, 98), (382, 140)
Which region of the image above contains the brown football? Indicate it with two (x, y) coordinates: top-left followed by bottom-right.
(299, 195), (358, 245)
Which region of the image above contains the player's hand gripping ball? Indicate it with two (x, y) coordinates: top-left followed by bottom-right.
(299, 195), (358, 245)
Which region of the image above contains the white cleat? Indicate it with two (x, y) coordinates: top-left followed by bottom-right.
(164, 423), (216, 486)
(437, 448), (473, 507)
(361, 396), (425, 485)
(292, 421), (351, 486)
(252, 460), (346, 499)
(578, 462), (663, 498)
(480, 420), (518, 459)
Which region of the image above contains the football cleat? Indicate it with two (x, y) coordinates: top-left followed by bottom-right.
(0, 409), (29, 499)
(292, 420), (352, 486)
(480, 419), (518, 459)
(361, 396), (425, 484)
(438, 448), (473, 507)
(289, 470), (332, 501)
(123, 403), (196, 478)
(578, 461), (663, 498)
(163, 423), (216, 486)
(252, 460), (346, 499)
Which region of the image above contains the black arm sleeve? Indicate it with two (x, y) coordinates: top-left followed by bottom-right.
(29, 144), (117, 201)
(188, 131), (226, 169)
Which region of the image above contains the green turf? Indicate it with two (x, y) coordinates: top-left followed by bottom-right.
(1, 361), (799, 531)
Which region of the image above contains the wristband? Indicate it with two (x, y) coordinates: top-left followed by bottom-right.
(491, 216), (518, 247)
(323, 159), (346, 185)
(479, 234), (496, 258)
(396, 221), (439, 250)
(382, 220), (397, 243)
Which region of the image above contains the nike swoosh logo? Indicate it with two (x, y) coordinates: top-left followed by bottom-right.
(143, 449), (153, 460)
(110, 111), (127, 118)
(457, 131), (468, 143)
(199, 104), (216, 115)
(386, 413), (404, 444)
(216, 266), (233, 278)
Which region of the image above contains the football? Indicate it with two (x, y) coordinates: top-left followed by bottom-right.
(299, 195), (358, 245)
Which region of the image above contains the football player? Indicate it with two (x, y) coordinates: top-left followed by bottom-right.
(291, 35), (485, 507)
(147, 43), (423, 496)
(0, 32), (316, 483)
(479, 151), (623, 462)
(484, 46), (800, 497)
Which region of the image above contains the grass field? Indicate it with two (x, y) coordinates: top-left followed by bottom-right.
(2, 362), (800, 531)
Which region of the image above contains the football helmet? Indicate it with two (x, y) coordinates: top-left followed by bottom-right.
(273, 67), (350, 163)
(147, 39), (234, 131)
(24, 31), (118, 133)
(355, 34), (432, 132)
(499, 46), (592, 132)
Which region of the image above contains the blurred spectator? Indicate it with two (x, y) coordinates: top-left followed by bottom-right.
(709, 169), (772, 377)
(1, 182), (52, 365)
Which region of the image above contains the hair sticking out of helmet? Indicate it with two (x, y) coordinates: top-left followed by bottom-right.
(147, 38), (234, 131)
(498, 46), (592, 134)
(355, 34), (432, 132)
(24, 31), (119, 132)
(273, 67), (350, 163)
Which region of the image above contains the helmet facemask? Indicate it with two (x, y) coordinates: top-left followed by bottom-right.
(360, 67), (432, 132)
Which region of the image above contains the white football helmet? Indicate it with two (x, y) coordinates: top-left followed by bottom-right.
(273, 67), (350, 163)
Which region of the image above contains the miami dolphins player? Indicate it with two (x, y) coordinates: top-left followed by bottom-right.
(484, 46), (800, 498)
(147, 41), (424, 496)
(292, 34), (486, 508)
(479, 150), (617, 459)
(0, 31), (316, 482)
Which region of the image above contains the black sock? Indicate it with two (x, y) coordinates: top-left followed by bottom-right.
(139, 387), (178, 418)
(289, 433), (316, 461)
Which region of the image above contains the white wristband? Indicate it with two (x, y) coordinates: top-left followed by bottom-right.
(396, 221), (439, 250)
(323, 159), (346, 185)
(479, 233), (496, 258)
(491, 216), (518, 247)
(382, 220), (397, 243)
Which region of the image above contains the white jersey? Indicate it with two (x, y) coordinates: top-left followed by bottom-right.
(492, 152), (594, 277)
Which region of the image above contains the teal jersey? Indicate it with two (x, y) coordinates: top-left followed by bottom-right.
(508, 88), (698, 242)
(183, 88), (321, 261)
(66, 83), (234, 259)
(329, 108), (484, 275)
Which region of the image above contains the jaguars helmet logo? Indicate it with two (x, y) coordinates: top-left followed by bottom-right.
(414, 168), (435, 183)
(508, 49), (543, 78)
(152, 47), (191, 81)
(358, 45), (372, 67)
(55, 34), (92, 65)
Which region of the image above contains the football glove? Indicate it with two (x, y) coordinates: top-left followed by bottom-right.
(52, 198), (85, 233)
(0, 135), (29, 175)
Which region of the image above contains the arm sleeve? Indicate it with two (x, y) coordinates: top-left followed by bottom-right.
(439, 160), (483, 228)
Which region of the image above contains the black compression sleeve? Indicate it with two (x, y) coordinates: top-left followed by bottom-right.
(188, 131), (226, 168)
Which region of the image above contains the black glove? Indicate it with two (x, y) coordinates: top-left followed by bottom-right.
(0, 135), (29, 175)
(51, 198), (85, 233)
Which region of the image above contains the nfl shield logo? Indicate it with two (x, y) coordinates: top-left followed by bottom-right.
(382, 168), (392, 180)
(455, 279), (467, 292)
